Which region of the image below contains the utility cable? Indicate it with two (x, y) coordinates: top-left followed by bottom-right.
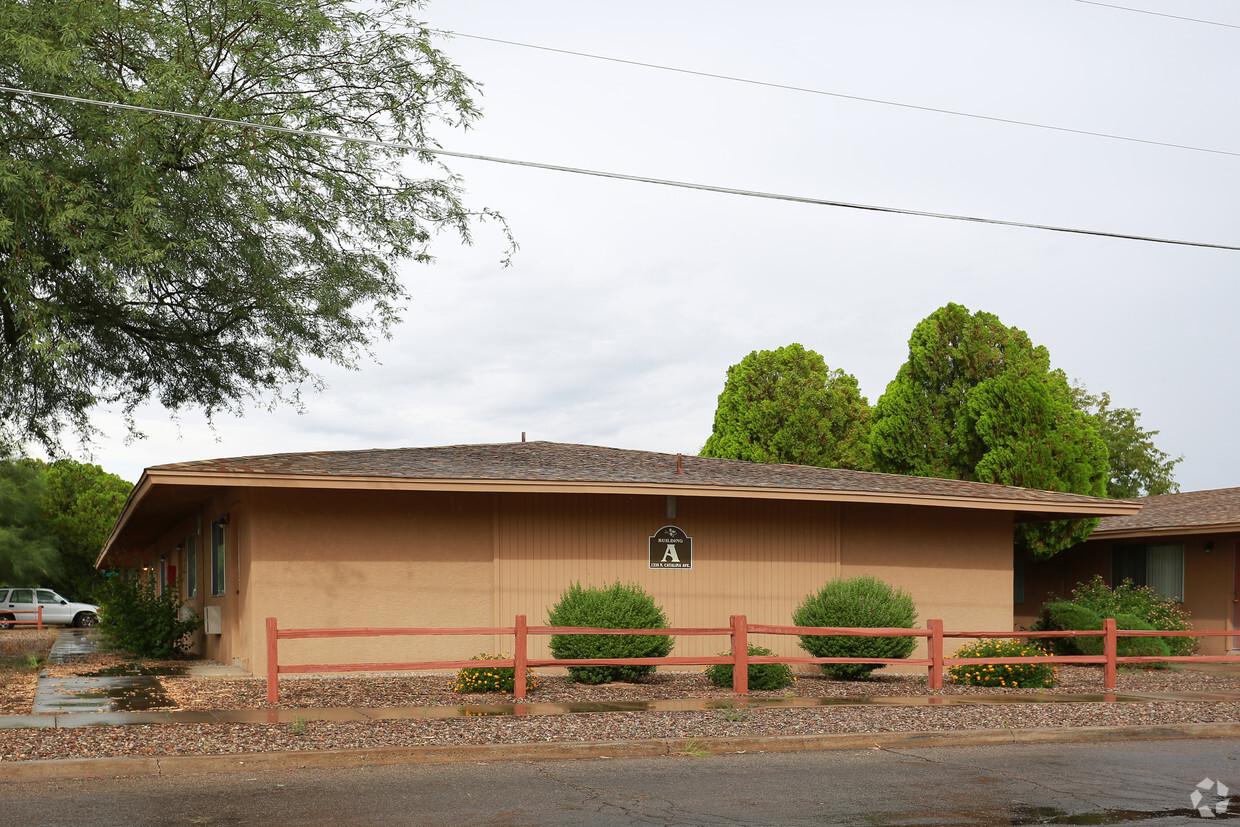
(429, 29), (1240, 160)
(1075, 1), (1240, 29)
(2, 84), (1237, 252)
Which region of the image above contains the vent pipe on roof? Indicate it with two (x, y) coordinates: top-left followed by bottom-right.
(676, 453), (683, 474)
(521, 432), (526, 442)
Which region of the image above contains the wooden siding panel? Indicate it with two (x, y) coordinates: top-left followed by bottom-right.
(495, 494), (841, 661)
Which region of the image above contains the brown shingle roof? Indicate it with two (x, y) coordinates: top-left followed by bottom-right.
(1094, 487), (1240, 535)
(152, 440), (1126, 508)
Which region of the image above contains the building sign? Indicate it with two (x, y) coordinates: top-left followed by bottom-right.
(649, 525), (692, 570)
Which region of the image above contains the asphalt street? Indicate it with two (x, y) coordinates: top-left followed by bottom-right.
(3, 737), (1238, 825)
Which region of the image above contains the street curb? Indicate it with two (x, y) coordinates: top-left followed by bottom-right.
(4, 722), (1240, 780)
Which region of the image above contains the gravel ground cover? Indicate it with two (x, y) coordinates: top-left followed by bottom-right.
(3, 644), (1240, 764)
(0, 630), (59, 716)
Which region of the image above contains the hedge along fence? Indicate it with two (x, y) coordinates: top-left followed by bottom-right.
(264, 616), (1240, 703)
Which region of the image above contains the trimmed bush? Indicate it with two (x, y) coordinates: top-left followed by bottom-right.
(703, 644), (795, 691)
(1037, 601), (1171, 659)
(792, 575), (917, 680)
(547, 581), (673, 684)
(950, 639), (1057, 688)
(452, 653), (538, 694)
(97, 575), (202, 659)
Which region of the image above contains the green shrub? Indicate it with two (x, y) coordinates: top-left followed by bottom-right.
(703, 644), (795, 691)
(97, 575), (202, 659)
(1037, 601), (1171, 659)
(1066, 576), (1195, 656)
(792, 574), (917, 680)
(452, 653), (538, 694)
(547, 581), (673, 684)
(950, 639), (1057, 688)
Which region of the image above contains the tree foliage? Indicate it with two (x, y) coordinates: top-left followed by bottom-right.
(0, 0), (507, 453)
(0, 459), (58, 585)
(870, 304), (1108, 559)
(1072, 386), (1181, 498)
(0, 458), (130, 598)
(40, 459), (132, 599)
(700, 343), (872, 469)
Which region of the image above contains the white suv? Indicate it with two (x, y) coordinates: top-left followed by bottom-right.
(0, 588), (100, 629)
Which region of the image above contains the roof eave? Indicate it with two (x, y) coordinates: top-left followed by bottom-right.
(1090, 522), (1240, 540)
(138, 468), (1143, 514)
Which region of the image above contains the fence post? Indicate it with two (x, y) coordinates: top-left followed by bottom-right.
(731, 614), (748, 695)
(1103, 617), (1117, 689)
(927, 619), (944, 690)
(266, 617), (279, 703)
(514, 614), (528, 700)
(36, 605), (42, 631)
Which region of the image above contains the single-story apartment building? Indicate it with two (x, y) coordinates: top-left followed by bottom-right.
(1017, 487), (1240, 655)
(97, 441), (1139, 675)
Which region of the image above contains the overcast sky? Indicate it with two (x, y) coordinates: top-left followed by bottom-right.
(82, 0), (1238, 492)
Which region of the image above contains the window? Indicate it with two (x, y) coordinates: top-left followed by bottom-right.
(1113, 543), (1184, 601)
(186, 536), (198, 598)
(36, 590), (60, 604)
(211, 519), (226, 597)
(1013, 551), (1026, 605)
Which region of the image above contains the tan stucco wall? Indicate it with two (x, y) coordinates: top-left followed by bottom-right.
(492, 493), (843, 663)
(839, 503), (1015, 667)
(111, 487), (1027, 677)
(1017, 535), (1238, 656)
(245, 488), (495, 674)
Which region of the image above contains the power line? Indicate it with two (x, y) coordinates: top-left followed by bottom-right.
(430, 29), (1240, 160)
(1075, 1), (1240, 29)
(2, 84), (1237, 252)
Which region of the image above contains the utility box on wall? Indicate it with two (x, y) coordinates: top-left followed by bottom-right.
(204, 605), (223, 635)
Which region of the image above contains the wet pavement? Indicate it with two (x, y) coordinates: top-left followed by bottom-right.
(32, 630), (185, 715)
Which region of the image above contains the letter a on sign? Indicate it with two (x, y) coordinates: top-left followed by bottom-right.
(649, 525), (693, 569)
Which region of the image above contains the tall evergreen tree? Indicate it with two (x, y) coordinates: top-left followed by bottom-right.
(701, 343), (872, 470)
(871, 304), (1108, 559)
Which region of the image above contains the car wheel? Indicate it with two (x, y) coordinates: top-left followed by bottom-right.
(74, 612), (99, 628)
(0, 614), (12, 630)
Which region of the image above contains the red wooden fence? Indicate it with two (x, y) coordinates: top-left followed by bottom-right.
(0, 607), (43, 630)
(264, 615), (1240, 703)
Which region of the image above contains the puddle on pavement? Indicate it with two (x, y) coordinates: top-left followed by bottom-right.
(33, 676), (177, 714)
(79, 663), (187, 677)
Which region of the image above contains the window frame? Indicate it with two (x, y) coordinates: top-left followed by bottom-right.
(186, 535), (198, 599)
(211, 519), (226, 597)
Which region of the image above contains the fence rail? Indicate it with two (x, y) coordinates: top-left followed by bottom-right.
(264, 615), (1240, 703)
(0, 607), (42, 630)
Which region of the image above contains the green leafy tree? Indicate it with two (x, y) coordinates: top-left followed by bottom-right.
(701, 344), (872, 469)
(1072, 386), (1181, 498)
(870, 304), (1108, 559)
(0, 459), (59, 585)
(40, 460), (132, 600)
(0, 0), (508, 453)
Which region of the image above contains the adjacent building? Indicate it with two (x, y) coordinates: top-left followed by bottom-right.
(1017, 487), (1240, 654)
